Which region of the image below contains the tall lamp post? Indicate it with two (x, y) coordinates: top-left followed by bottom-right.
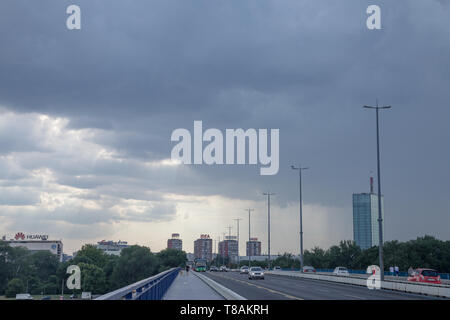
(364, 100), (391, 282)
(263, 192), (275, 269)
(291, 165), (309, 272)
(234, 218), (243, 268)
(226, 226), (233, 268)
(222, 232), (226, 266)
(245, 209), (254, 268)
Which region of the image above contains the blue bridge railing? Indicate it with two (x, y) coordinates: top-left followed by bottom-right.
(95, 267), (180, 300)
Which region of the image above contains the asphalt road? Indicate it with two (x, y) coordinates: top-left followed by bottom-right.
(203, 271), (440, 300)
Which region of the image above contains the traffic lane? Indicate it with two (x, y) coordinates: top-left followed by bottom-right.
(205, 271), (437, 300)
(265, 273), (438, 300)
(204, 272), (301, 300)
(206, 272), (365, 300)
(315, 272), (450, 285)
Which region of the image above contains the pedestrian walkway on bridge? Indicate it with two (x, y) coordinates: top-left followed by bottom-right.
(163, 270), (224, 300)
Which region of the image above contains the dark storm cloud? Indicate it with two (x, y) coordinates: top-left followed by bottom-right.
(0, 0), (449, 245)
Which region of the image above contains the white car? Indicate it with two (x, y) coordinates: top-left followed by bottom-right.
(240, 266), (249, 274)
(333, 267), (349, 276)
(248, 267), (265, 280)
(16, 293), (33, 300)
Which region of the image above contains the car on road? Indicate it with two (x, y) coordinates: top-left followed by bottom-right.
(302, 266), (316, 273)
(16, 293), (33, 300)
(209, 266), (219, 272)
(273, 266), (281, 271)
(333, 267), (349, 276)
(219, 266), (228, 272)
(70, 293), (78, 299)
(41, 296), (51, 300)
(248, 267), (265, 280)
(407, 268), (441, 284)
(240, 266), (249, 274)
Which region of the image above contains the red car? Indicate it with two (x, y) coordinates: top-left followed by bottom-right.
(407, 268), (441, 284)
(302, 266), (316, 273)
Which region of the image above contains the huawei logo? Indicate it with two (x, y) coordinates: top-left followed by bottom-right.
(15, 232), (25, 240)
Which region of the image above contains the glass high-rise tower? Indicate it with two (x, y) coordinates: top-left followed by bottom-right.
(352, 193), (384, 250)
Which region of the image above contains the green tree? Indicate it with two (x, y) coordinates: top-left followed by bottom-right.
(273, 253), (300, 269)
(304, 247), (327, 268)
(29, 251), (59, 282)
(103, 254), (120, 291)
(156, 249), (187, 272)
(111, 245), (158, 288)
(78, 262), (107, 294)
(5, 278), (25, 298)
(72, 245), (109, 269)
(0, 241), (14, 294)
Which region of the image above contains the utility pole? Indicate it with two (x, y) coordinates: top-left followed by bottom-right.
(226, 226), (233, 267)
(364, 100), (391, 282)
(222, 232), (226, 266)
(245, 208), (254, 268)
(216, 237), (220, 267)
(226, 226), (232, 239)
(263, 192), (275, 269)
(291, 165), (309, 272)
(234, 218), (243, 268)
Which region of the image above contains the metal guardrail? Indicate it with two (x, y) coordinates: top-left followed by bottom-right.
(269, 270), (450, 298)
(95, 267), (181, 300)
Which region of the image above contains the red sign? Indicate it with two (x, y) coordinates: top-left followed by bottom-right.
(15, 232), (25, 240)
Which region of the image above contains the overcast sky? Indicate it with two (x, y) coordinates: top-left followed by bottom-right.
(0, 0), (449, 255)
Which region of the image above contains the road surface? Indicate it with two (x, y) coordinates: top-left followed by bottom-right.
(203, 271), (440, 300)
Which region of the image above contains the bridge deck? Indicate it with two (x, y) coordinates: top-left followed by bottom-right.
(163, 270), (224, 300)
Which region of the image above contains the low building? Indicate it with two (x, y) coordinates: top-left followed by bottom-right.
(194, 234), (213, 262)
(4, 232), (63, 262)
(96, 240), (129, 255)
(167, 233), (183, 251)
(218, 236), (238, 263)
(246, 237), (262, 256)
(62, 253), (73, 262)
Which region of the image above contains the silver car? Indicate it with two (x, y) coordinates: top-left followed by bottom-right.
(248, 267), (265, 280)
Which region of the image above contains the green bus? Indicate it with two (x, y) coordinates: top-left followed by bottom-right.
(194, 258), (207, 272)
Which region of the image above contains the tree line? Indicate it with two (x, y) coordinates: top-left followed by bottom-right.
(0, 242), (187, 298)
(211, 235), (450, 273)
(275, 235), (450, 272)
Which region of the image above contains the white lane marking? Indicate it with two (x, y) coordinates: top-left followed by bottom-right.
(344, 294), (366, 300)
(212, 273), (304, 300)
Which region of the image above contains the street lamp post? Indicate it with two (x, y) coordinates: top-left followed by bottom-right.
(226, 226), (233, 268)
(291, 165), (309, 272)
(364, 100), (391, 282)
(234, 218), (243, 268)
(222, 232), (226, 266)
(263, 192), (275, 269)
(246, 209), (254, 268)
(216, 237), (220, 267)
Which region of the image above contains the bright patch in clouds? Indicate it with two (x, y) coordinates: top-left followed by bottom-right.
(0, 108), (354, 254)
